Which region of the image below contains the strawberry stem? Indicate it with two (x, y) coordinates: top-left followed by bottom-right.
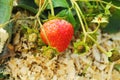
(88, 23), (101, 34)
(48, 0), (55, 16)
(71, 0), (109, 55)
(35, 0), (48, 18)
(0, 19), (14, 28)
(87, 34), (108, 54)
(38, 18), (51, 46)
(33, 0), (51, 45)
(71, 0), (87, 42)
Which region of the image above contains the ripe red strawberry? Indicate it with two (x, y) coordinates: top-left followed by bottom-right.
(40, 19), (74, 52)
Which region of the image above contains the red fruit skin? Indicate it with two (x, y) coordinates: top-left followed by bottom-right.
(40, 19), (74, 52)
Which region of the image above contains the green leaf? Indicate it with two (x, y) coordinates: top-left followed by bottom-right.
(104, 0), (120, 7)
(47, 0), (69, 9)
(57, 9), (76, 28)
(0, 0), (14, 54)
(103, 9), (120, 33)
(0, 73), (4, 79)
(4, 23), (13, 37)
(0, 23), (13, 55)
(104, 2), (112, 15)
(52, 0), (69, 8)
(114, 64), (120, 71)
(0, 0), (13, 23)
(17, 0), (38, 14)
(103, 0), (120, 33)
(18, 0), (37, 7)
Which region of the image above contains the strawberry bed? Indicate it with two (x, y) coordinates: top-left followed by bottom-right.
(0, 0), (120, 80)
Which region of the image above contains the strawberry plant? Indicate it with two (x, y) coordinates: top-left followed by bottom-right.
(0, 0), (119, 56)
(18, 0), (120, 56)
(0, 0), (120, 79)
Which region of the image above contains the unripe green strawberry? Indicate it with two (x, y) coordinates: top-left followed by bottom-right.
(40, 19), (74, 52)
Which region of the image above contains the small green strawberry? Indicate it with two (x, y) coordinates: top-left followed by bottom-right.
(40, 19), (74, 52)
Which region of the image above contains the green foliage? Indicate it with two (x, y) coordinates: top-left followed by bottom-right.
(0, 0), (14, 55)
(103, 9), (120, 33)
(57, 9), (76, 28)
(103, 0), (120, 33)
(0, 73), (4, 79)
(18, 0), (37, 8)
(51, 0), (69, 8)
(104, 2), (112, 15)
(47, 0), (69, 9)
(0, 0), (14, 36)
(104, 0), (120, 7)
(14, 0), (120, 34)
(0, 0), (13, 23)
(114, 64), (120, 72)
(17, 0), (38, 14)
